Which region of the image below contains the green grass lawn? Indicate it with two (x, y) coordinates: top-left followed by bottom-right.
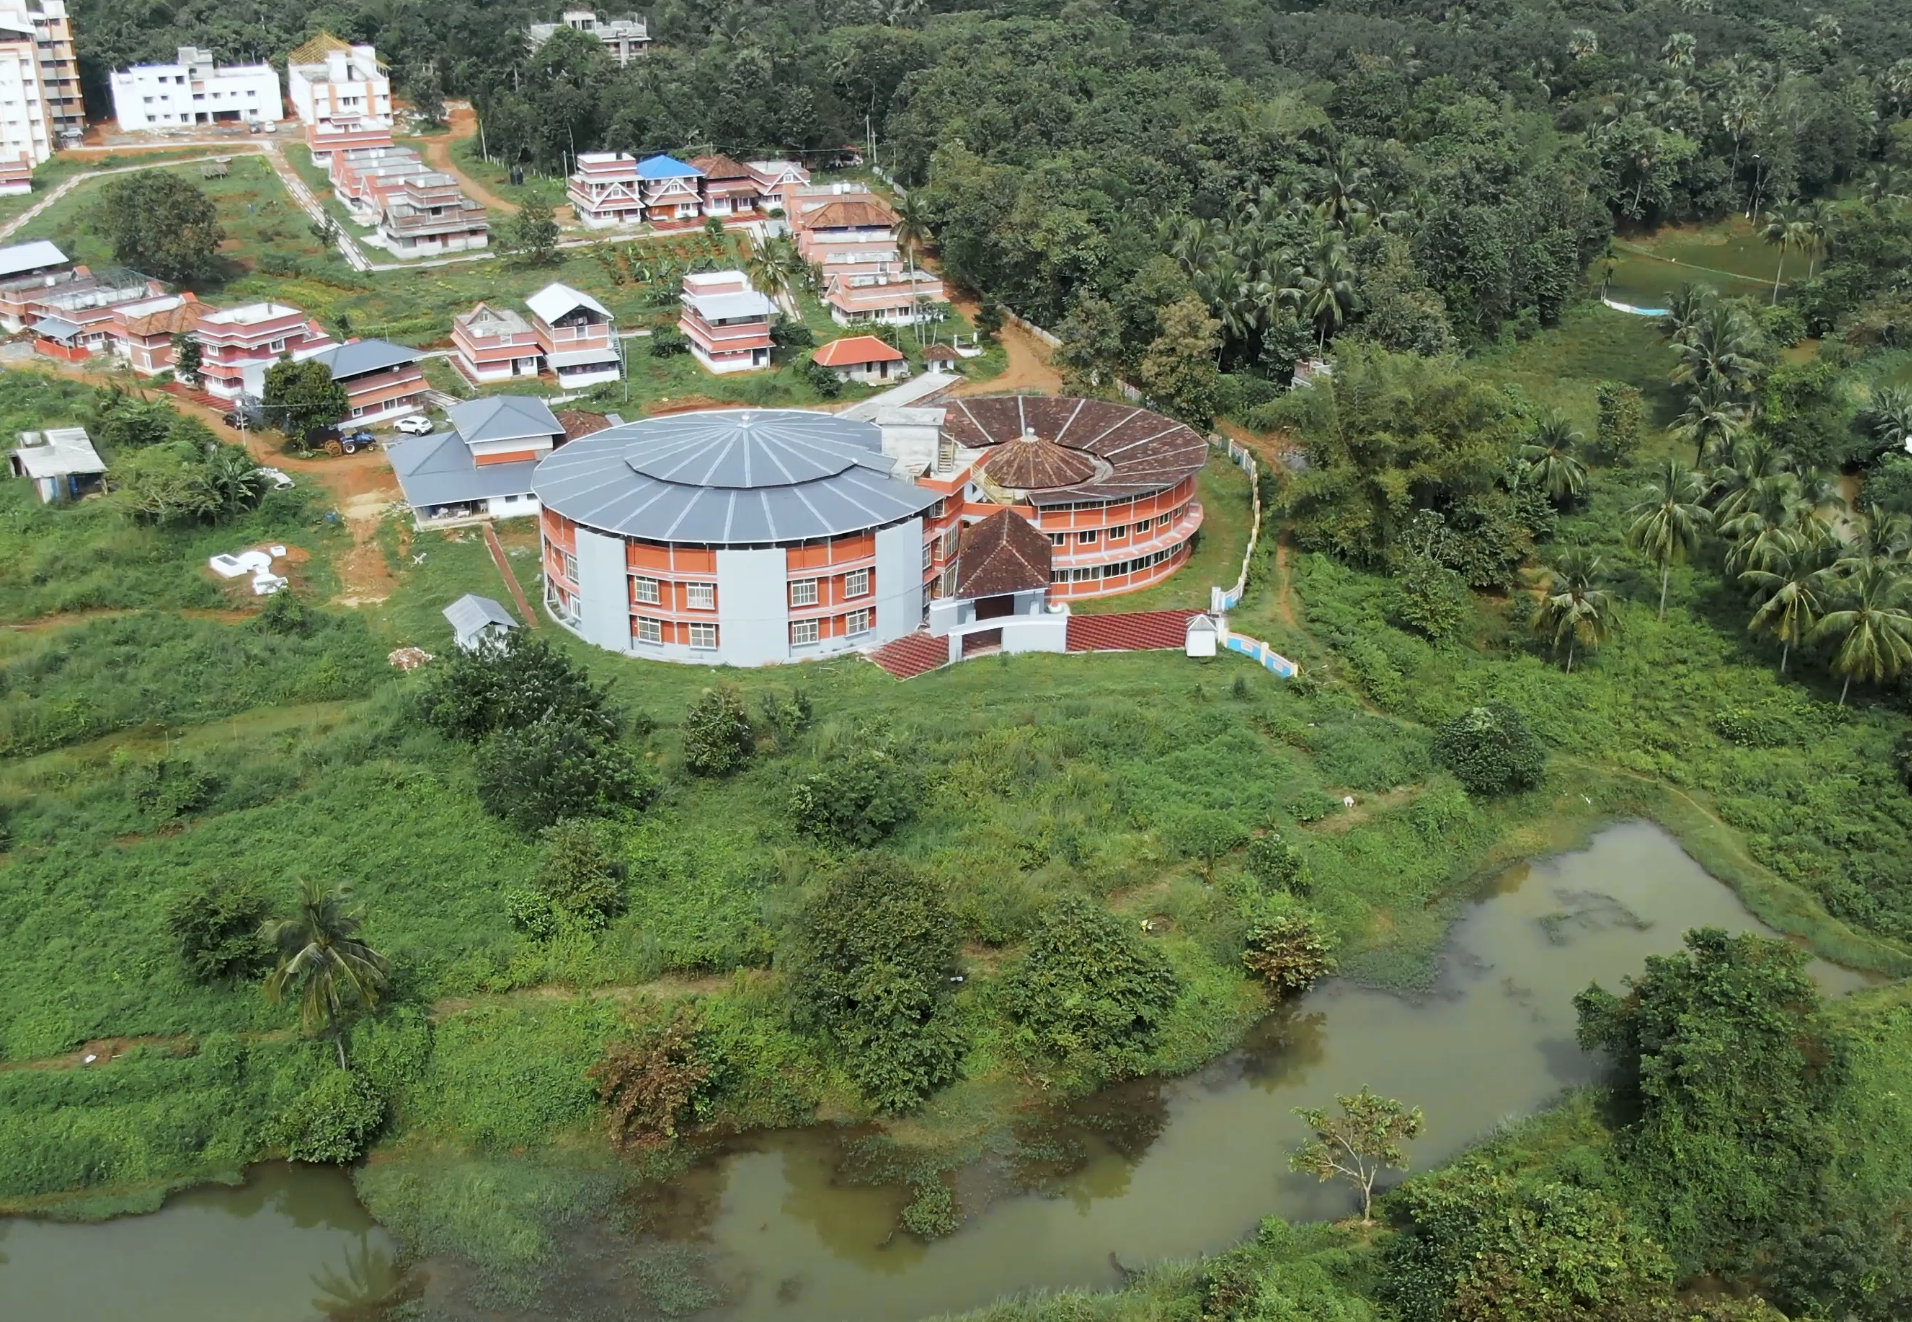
(1474, 301), (1684, 429)
(1072, 453), (1253, 615)
(448, 136), (568, 214)
(1601, 217), (1782, 309)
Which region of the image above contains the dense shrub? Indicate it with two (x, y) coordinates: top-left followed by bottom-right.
(531, 818), (628, 929)
(1246, 832), (1310, 896)
(475, 718), (659, 834)
(589, 1007), (714, 1147)
(129, 757), (224, 820)
(1001, 892), (1180, 1084)
(275, 1066), (386, 1163)
(1162, 808), (1248, 879)
(164, 878), (270, 983)
(783, 856), (966, 1112)
(681, 686), (754, 777)
(1432, 704), (1545, 797)
(419, 632), (620, 743)
(1241, 915), (1335, 995)
(789, 743), (915, 847)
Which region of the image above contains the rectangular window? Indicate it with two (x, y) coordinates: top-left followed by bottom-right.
(560, 551), (578, 581)
(843, 568), (870, 598)
(790, 618), (819, 646)
(1109, 524), (1129, 541)
(686, 582), (715, 610)
(633, 576), (660, 604)
(1134, 516), (1152, 533)
(844, 609), (872, 636)
(688, 622), (718, 649)
(1051, 568), (1070, 584)
(1077, 529), (1098, 545)
(1049, 532), (1067, 547)
(789, 578), (818, 607)
(941, 565), (956, 598)
(634, 616), (662, 645)
(922, 542), (933, 570)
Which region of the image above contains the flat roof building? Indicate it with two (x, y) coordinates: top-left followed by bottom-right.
(527, 11), (651, 64)
(110, 46), (281, 130)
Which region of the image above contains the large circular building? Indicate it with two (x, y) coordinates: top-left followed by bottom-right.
(941, 396), (1208, 600)
(533, 398), (1209, 663)
(535, 409), (959, 664)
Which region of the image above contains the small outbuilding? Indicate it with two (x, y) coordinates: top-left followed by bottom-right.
(10, 427), (104, 503)
(444, 593), (519, 651)
(813, 334), (908, 383)
(1185, 612), (1219, 657)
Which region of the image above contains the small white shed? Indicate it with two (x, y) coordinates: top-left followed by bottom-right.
(1185, 613), (1219, 658)
(10, 428), (104, 503)
(444, 593), (519, 652)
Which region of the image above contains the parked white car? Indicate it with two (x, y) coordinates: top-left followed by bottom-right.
(393, 415), (436, 436)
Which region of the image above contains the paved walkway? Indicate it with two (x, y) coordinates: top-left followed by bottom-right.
(839, 369), (961, 420)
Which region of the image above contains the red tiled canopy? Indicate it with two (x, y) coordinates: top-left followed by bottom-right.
(980, 431), (1099, 491)
(954, 508), (1053, 597)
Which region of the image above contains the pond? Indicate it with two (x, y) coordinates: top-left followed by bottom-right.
(0, 1162), (401, 1322)
(0, 821), (1874, 1322)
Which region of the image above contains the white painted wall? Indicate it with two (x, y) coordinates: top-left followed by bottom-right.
(872, 518), (923, 644)
(110, 58), (281, 130)
(573, 526), (630, 653)
(716, 547), (788, 666)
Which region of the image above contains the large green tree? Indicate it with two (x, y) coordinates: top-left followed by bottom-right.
(262, 358), (348, 442)
(783, 856), (967, 1112)
(90, 172), (225, 285)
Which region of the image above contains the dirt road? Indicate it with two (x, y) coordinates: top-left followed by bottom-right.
(952, 315), (1061, 396)
(421, 105), (519, 217)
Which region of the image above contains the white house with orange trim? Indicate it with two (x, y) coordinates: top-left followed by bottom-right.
(286, 36), (390, 128)
(194, 302), (335, 400)
(813, 334), (906, 383)
(567, 151), (643, 228)
(451, 302), (543, 385)
(527, 282), (620, 387)
(679, 270), (775, 374)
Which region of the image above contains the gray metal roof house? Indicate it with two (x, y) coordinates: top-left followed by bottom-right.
(443, 593), (519, 651)
(387, 394), (564, 526)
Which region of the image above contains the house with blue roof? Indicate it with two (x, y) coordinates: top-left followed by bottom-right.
(636, 153), (704, 225)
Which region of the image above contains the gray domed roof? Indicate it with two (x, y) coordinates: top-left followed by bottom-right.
(534, 408), (940, 545)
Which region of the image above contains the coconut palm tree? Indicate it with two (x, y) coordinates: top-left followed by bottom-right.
(1811, 562), (1912, 705)
(1721, 483), (1811, 576)
(1628, 459), (1714, 619)
(1567, 28), (1599, 60)
(1706, 434), (1792, 519)
(1660, 283), (1711, 342)
(1741, 532), (1835, 674)
(1532, 549), (1620, 673)
(1671, 302), (1763, 394)
(1888, 58), (1912, 118)
(1673, 379), (1751, 465)
(1866, 385), (1912, 455)
(893, 188), (932, 258)
(1299, 236), (1356, 350)
(1844, 498), (1912, 571)
(262, 879), (391, 1069)
(1721, 96), (1762, 198)
(1662, 32), (1697, 68)
(1519, 414), (1589, 507)
(1760, 206), (1811, 303)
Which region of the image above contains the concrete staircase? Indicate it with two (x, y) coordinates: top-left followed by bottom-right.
(1066, 609), (1202, 652)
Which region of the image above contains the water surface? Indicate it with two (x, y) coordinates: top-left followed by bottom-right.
(0, 821), (1871, 1322)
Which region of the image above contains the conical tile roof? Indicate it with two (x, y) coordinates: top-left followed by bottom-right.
(981, 430), (1099, 491)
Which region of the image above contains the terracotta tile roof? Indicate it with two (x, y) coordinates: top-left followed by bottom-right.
(799, 198), (898, 231)
(690, 154), (753, 181)
(955, 509), (1053, 597)
(119, 301), (209, 337)
(922, 342), (959, 361)
(980, 432), (1099, 490)
(556, 409), (612, 441)
(941, 396), (1210, 506)
(813, 335), (904, 367)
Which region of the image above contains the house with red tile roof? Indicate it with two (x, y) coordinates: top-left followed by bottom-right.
(813, 334), (907, 383)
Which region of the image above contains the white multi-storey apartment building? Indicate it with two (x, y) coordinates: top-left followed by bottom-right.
(286, 37), (390, 127)
(109, 47), (281, 130)
(0, 2), (78, 145)
(526, 11), (650, 64)
(0, 14), (49, 188)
